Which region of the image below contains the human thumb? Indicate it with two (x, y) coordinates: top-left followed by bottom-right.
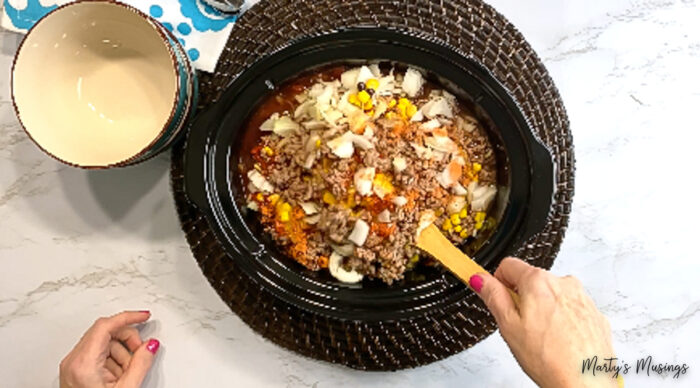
(469, 272), (519, 326)
(118, 339), (159, 388)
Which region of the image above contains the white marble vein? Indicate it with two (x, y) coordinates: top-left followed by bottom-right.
(1, 1), (699, 387)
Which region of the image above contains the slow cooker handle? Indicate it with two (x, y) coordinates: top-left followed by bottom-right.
(522, 138), (556, 241)
(183, 106), (218, 211)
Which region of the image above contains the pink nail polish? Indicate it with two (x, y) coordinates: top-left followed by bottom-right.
(469, 274), (483, 293)
(146, 339), (160, 354)
(139, 310), (150, 314)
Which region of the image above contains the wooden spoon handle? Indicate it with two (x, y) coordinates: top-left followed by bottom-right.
(416, 224), (520, 307)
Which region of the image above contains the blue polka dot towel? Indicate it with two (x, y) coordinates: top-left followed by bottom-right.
(1, 0), (255, 72)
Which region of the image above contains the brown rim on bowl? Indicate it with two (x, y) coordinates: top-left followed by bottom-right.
(10, 0), (187, 169)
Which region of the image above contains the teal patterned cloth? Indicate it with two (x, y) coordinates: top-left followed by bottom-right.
(1, 0), (255, 71)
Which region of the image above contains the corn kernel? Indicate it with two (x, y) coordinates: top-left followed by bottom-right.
(254, 163), (261, 171)
(366, 78), (380, 90)
(459, 208), (468, 218)
(373, 174), (394, 197)
(450, 214), (462, 225)
(475, 221), (484, 230)
(454, 225), (462, 233)
(386, 112), (396, 119)
(398, 104), (407, 117)
(363, 100), (374, 110)
(348, 93), (360, 106)
(475, 212), (486, 223)
(315, 139), (321, 148)
(460, 229), (469, 238)
(472, 162), (482, 172)
(410, 254), (420, 263)
(442, 219), (452, 231)
(406, 104), (418, 118)
(262, 146), (274, 156)
(388, 99), (397, 108)
(398, 98), (410, 107)
(323, 191), (337, 205)
(268, 194), (280, 205)
(255, 193), (264, 201)
(279, 211), (290, 222)
(357, 90), (371, 104)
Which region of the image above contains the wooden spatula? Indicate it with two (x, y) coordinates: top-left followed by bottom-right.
(416, 224), (520, 306)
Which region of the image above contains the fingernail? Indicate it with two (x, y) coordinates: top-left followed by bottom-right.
(146, 339), (160, 354)
(469, 274), (484, 293)
(139, 310), (150, 314)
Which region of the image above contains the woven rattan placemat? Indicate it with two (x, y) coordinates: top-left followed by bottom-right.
(170, 0), (574, 370)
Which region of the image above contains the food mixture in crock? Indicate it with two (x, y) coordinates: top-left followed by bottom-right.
(241, 65), (499, 284)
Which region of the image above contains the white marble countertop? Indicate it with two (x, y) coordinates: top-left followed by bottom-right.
(2, 1), (699, 387)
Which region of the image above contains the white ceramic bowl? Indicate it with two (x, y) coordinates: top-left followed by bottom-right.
(11, 0), (196, 168)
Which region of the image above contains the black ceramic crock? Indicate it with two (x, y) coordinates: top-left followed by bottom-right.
(183, 28), (554, 321)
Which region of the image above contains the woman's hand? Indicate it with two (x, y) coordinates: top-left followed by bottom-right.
(470, 257), (617, 388)
(60, 311), (160, 388)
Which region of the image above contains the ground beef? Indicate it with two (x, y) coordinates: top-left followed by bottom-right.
(318, 206), (354, 243)
(242, 66), (499, 284)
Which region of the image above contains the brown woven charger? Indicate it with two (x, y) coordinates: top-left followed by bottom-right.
(170, 0), (574, 370)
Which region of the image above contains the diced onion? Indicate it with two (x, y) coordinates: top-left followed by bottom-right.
(340, 68), (361, 89)
(356, 66), (375, 84)
(447, 196), (467, 214)
(421, 97), (454, 119)
(411, 142), (434, 160)
(302, 120), (327, 130)
(260, 113), (279, 131)
(348, 111), (369, 134)
(322, 109), (343, 125)
(452, 182), (468, 196)
(424, 135), (459, 153)
(305, 135), (321, 153)
(327, 133), (355, 158)
(416, 210), (437, 238)
(410, 109), (424, 122)
(428, 98), (453, 118)
(300, 202), (320, 215)
(377, 209), (391, 223)
(376, 75), (396, 96)
(329, 252), (364, 284)
(308, 83), (325, 98)
(392, 156), (407, 172)
(468, 182), (498, 212)
(392, 196), (408, 207)
(363, 124), (375, 139)
(247, 170), (274, 193)
(348, 219), (370, 246)
(420, 119), (441, 130)
(369, 64), (381, 77)
(402, 68), (424, 97)
(303, 154), (316, 169)
(350, 133), (374, 150)
(273, 115), (301, 137)
(354, 167), (376, 196)
(294, 100), (313, 119)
